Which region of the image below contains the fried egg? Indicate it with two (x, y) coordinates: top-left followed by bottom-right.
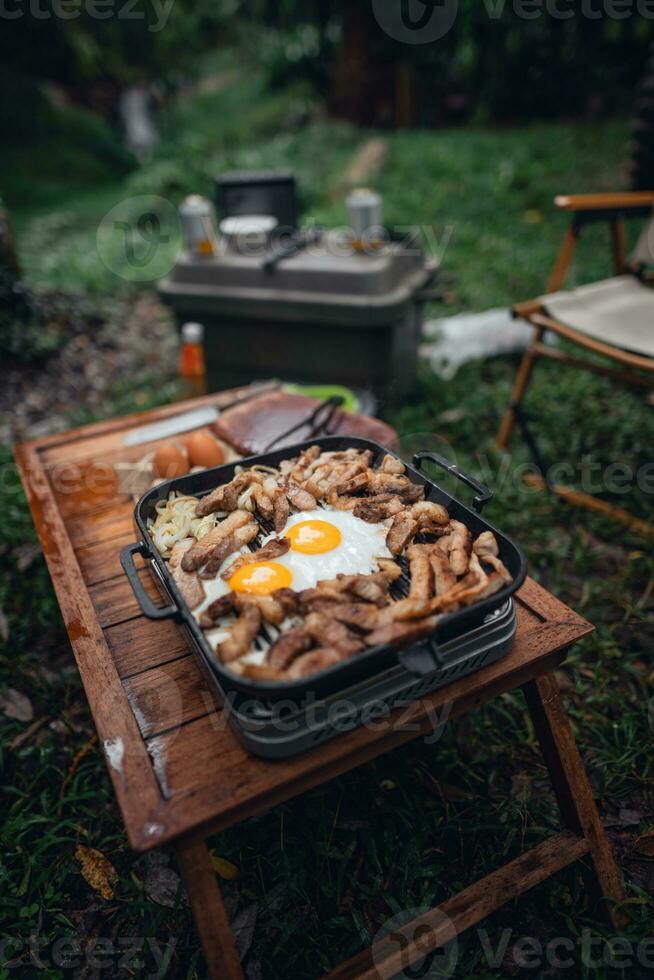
(251, 508), (392, 594)
(228, 561), (293, 595)
(191, 506), (392, 663)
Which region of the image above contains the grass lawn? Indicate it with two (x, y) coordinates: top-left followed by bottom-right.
(1, 57), (653, 980)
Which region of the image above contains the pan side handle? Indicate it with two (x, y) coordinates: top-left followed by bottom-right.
(412, 450), (492, 514)
(120, 542), (180, 621)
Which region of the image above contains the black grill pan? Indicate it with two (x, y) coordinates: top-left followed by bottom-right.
(121, 437), (527, 703)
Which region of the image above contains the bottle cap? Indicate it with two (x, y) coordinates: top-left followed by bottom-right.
(181, 322), (204, 344)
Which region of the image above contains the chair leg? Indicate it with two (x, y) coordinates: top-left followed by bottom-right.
(175, 837), (244, 980)
(610, 218), (626, 275)
(496, 326), (543, 451)
(522, 673), (627, 929)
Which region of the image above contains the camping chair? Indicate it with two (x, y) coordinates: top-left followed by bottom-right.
(496, 191), (654, 535)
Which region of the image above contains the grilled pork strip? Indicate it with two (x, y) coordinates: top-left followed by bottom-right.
(267, 625), (312, 670)
(353, 495), (406, 523)
(222, 536), (290, 580)
(386, 511), (420, 555)
(181, 511), (256, 571)
(203, 592), (236, 623)
(472, 531), (512, 584)
(365, 616), (439, 649)
(272, 491), (290, 533)
(169, 539), (205, 610)
(473, 530), (498, 558)
(430, 549), (457, 596)
(303, 611), (354, 648)
(406, 544), (435, 601)
(235, 592), (285, 626)
(376, 558), (403, 582)
(217, 605), (262, 663)
(333, 471), (371, 496)
(313, 571), (392, 605)
(325, 488), (360, 511)
(271, 587), (301, 617)
(411, 500), (450, 527)
(380, 453), (406, 475)
(283, 481), (317, 511)
(195, 471), (262, 517)
(286, 649), (343, 679)
(446, 520), (473, 576)
(327, 602), (381, 632)
(199, 522), (259, 578)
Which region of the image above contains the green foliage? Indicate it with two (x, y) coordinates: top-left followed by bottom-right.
(0, 77), (134, 212)
(0, 0), (241, 86)
(248, 1), (651, 122)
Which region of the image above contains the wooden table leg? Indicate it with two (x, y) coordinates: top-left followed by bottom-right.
(523, 672), (627, 928)
(175, 838), (244, 980)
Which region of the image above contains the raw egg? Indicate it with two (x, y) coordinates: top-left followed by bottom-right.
(228, 561), (293, 595)
(185, 431), (224, 469)
(285, 519), (342, 555)
(153, 444), (189, 479)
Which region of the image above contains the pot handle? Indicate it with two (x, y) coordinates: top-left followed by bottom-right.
(412, 450), (493, 514)
(120, 542), (180, 621)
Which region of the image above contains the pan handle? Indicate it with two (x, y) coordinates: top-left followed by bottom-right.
(412, 451), (492, 514)
(120, 542), (180, 621)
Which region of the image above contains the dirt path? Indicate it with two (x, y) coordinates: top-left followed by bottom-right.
(3, 292), (177, 444)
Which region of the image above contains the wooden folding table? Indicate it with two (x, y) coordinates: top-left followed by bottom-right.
(14, 388), (626, 980)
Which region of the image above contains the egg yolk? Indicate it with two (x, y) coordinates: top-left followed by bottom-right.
(228, 561), (293, 595)
(285, 519), (342, 555)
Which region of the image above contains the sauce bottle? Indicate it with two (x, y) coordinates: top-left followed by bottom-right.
(179, 322), (208, 398)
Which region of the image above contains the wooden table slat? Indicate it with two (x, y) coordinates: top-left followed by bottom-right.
(124, 654), (219, 739)
(106, 616), (192, 678)
(90, 570), (162, 629)
(76, 531), (140, 585)
(66, 502), (136, 550)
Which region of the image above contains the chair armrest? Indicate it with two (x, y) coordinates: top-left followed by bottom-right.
(554, 192), (654, 214)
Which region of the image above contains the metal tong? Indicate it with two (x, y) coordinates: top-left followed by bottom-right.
(262, 395), (345, 452)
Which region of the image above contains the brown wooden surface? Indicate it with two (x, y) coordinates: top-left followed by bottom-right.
(524, 675), (628, 928)
(546, 224), (577, 293)
(554, 190), (654, 211)
(15, 390), (593, 854)
(176, 839), (245, 980)
(610, 217), (627, 274)
(530, 311), (654, 373)
(324, 830), (590, 980)
(523, 473), (654, 538)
